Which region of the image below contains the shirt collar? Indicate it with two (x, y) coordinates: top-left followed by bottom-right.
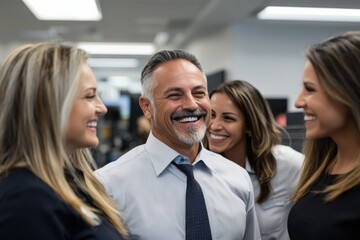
(245, 157), (255, 173)
(145, 132), (213, 176)
(145, 132), (179, 176)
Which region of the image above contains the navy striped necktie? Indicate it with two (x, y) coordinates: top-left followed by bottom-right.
(173, 160), (212, 240)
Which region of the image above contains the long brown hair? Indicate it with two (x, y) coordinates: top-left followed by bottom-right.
(292, 31), (360, 202)
(208, 80), (282, 203)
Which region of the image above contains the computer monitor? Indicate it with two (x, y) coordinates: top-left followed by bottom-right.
(281, 125), (306, 152)
(286, 111), (304, 126)
(206, 70), (226, 93)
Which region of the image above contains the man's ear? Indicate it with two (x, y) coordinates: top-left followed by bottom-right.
(139, 96), (152, 119)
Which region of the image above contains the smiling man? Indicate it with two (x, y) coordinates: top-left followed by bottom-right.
(95, 50), (261, 240)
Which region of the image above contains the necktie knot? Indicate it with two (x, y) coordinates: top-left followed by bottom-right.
(173, 162), (194, 179)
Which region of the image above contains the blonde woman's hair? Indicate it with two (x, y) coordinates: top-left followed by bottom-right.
(292, 31), (360, 202)
(0, 43), (127, 237)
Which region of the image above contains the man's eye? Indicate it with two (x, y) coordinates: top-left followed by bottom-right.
(167, 93), (181, 98)
(194, 92), (206, 97)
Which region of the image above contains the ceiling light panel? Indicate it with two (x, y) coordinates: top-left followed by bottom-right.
(87, 58), (139, 68)
(22, 0), (102, 21)
(257, 6), (360, 22)
(78, 42), (155, 55)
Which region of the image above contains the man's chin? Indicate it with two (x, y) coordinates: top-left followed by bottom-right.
(175, 127), (206, 145)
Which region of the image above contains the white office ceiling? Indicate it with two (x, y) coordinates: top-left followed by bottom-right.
(1, 0), (359, 49)
(1, 0), (359, 94)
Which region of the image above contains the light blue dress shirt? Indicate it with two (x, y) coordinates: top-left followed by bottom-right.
(96, 132), (261, 240)
(245, 145), (304, 240)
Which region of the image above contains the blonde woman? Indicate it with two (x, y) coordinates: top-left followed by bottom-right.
(0, 43), (128, 239)
(288, 31), (360, 239)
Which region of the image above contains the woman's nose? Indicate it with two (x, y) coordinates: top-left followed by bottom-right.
(97, 99), (108, 116)
(209, 118), (222, 130)
(294, 91), (305, 109)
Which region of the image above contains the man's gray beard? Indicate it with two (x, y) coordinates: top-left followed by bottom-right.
(172, 122), (206, 145)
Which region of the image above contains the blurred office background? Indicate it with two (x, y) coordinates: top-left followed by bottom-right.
(1, 0), (359, 166)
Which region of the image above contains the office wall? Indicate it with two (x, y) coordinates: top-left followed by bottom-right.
(0, 42), (25, 61)
(232, 22), (360, 111)
(187, 26), (233, 78)
(2, 22), (358, 113)
(187, 21), (360, 112)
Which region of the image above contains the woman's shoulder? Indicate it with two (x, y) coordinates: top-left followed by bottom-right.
(1, 168), (48, 191)
(272, 145), (304, 167)
(0, 168), (85, 239)
(0, 168), (72, 213)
